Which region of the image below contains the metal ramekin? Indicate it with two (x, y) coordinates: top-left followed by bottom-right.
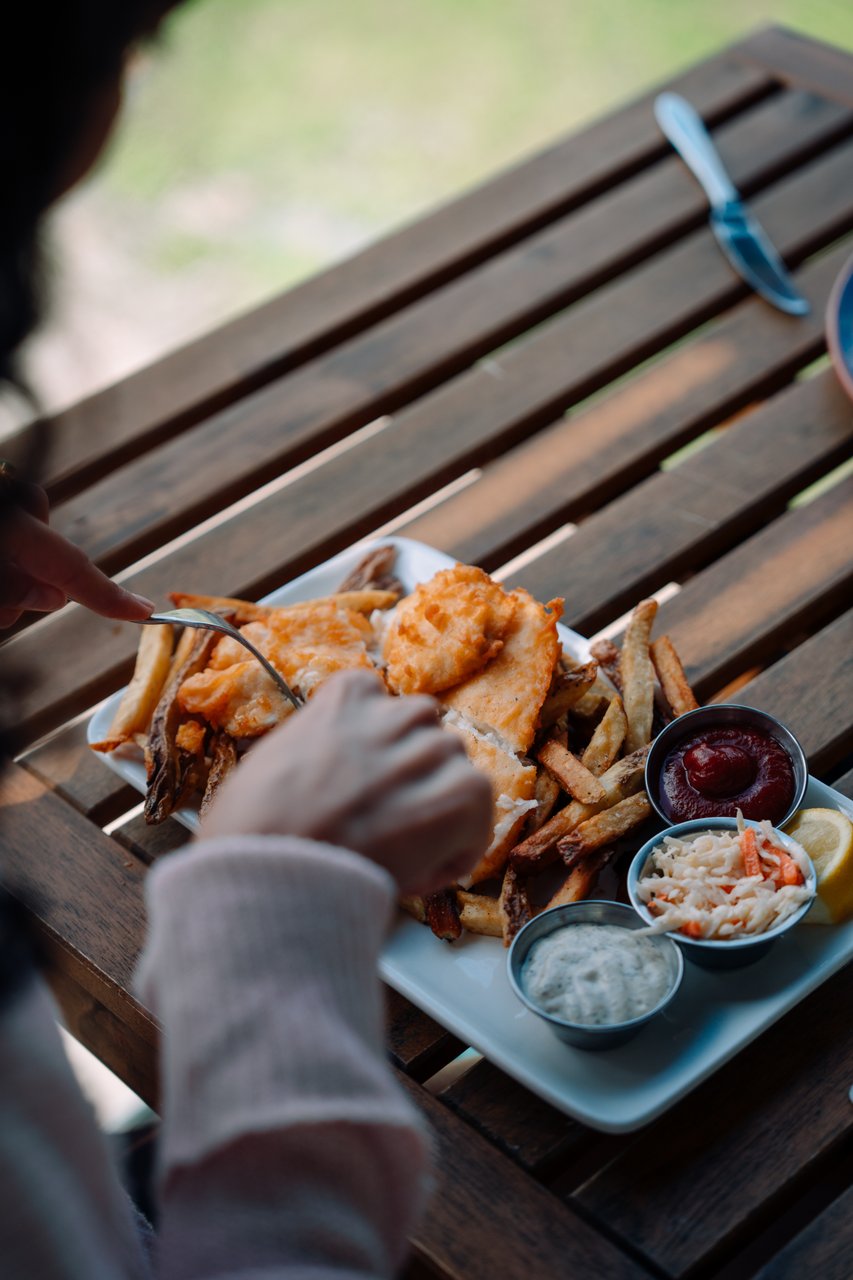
(507, 900), (684, 1050)
(627, 817), (817, 970)
(644, 704), (808, 828)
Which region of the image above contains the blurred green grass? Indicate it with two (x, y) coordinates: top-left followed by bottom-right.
(104, 0), (852, 294)
(33, 0), (849, 407)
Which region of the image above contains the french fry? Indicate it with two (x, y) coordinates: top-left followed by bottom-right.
(545, 847), (615, 910)
(499, 863), (532, 947)
(620, 599), (658, 753)
(456, 890), (503, 937)
(589, 638), (623, 692)
(526, 766), (561, 833)
(509, 746), (649, 871)
(557, 792), (652, 862)
(144, 629), (221, 825)
(400, 895), (427, 923)
(90, 625), (174, 752)
(168, 589), (398, 623)
(199, 731), (238, 818)
(539, 661), (598, 728)
(167, 623), (202, 675)
(336, 545), (404, 597)
(537, 738), (606, 805)
(571, 676), (615, 723)
(650, 635), (699, 718)
(509, 805), (580, 872)
(580, 694), (627, 776)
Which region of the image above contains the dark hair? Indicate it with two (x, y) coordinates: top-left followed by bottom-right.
(0, 2), (186, 388)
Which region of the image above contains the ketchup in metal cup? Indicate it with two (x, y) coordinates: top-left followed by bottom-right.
(659, 725), (795, 825)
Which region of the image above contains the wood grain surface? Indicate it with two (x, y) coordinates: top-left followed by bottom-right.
(17, 46), (774, 500)
(2, 30), (852, 1280)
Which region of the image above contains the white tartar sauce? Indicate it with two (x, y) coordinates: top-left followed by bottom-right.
(522, 923), (672, 1026)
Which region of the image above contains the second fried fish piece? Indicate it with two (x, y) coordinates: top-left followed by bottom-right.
(382, 563), (516, 696)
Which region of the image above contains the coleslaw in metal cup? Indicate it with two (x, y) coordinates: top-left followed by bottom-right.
(627, 818), (816, 970)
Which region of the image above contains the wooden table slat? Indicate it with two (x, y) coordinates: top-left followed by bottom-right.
(385, 988), (467, 1081)
(751, 1184), (853, 1280)
(8, 138), (853, 750)
(738, 25), (853, 109)
(0, 762), (154, 1042)
(51, 966), (159, 1110)
(435, 1057), (594, 1174)
(111, 814), (189, 865)
(571, 965), (853, 1277)
(50, 104), (853, 575)
(402, 238), (846, 569)
(20, 716), (138, 823)
(731, 607), (853, 773)
(510, 368), (852, 634)
(403, 1078), (651, 1280)
(16, 49), (775, 500)
(652, 473), (853, 700)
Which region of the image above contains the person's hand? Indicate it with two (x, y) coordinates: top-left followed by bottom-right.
(200, 669), (493, 895)
(0, 483), (154, 628)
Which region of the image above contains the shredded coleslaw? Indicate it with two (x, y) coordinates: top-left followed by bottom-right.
(636, 820), (812, 940)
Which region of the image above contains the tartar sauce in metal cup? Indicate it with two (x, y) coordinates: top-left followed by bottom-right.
(522, 923), (672, 1027)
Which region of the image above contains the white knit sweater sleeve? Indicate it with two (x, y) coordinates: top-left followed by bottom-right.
(135, 836), (432, 1280)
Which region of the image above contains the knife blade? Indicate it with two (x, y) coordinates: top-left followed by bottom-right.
(654, 92), (809, 317)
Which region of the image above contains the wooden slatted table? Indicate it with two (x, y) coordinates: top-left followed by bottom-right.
(2, 25), (852, 1280)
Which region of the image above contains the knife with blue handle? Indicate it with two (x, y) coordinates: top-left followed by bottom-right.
(654, 92), (810, 317)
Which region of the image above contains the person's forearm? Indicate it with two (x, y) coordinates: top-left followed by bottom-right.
(136, 836), (431, 1279)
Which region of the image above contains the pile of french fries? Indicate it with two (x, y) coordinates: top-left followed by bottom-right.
(94, 551), (699, 950)
(404, 598), (699, 946)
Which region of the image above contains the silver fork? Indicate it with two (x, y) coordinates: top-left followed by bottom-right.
(138, 608), (304, 710)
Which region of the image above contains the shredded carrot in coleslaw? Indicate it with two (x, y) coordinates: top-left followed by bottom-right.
(636, 821), (811, 940)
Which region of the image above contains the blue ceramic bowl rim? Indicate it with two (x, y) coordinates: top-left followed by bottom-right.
(643, 703), (808, 828)
(626, 817), (817, 950)
(506, 900), (684, 1034)
(826, 249), (853, 402)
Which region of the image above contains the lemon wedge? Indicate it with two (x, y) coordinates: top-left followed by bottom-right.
(783, 807), (853, 924)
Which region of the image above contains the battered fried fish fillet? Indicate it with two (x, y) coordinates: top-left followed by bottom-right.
(439, 589), (563, 753)
(443, 712), (538, 886)
(383, 564), (516, 696)
(178, 601), (375, 737)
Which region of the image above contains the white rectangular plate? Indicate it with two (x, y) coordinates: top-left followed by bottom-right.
(89, 536), (853, 1133)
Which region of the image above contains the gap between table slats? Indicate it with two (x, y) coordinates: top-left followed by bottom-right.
(14, 49), (777, 502)
(15, 241), (847, 810)
(565, 960), (853, 1279)
(506, 368), (852, 635)
(0, 762), (154, 1044)
(737, 26), (853, 109)
(47, 97), (853, 574)
(747, 1181), (853, 1280)
(401, 239), (847, 569)
(400, 1078), (653, 1280)
(7, 150), (853, 748)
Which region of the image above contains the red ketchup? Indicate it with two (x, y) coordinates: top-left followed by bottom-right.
(660, 726), (795, 825)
